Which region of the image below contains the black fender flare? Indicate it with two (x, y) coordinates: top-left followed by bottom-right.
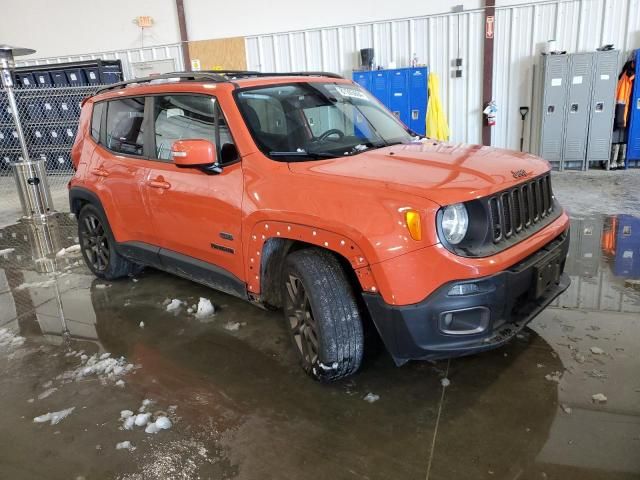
(69, 187), (107, 218)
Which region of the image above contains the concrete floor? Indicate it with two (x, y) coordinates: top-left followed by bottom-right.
(0, 173), (639, 480)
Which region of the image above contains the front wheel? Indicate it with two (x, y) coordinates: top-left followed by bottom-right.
(282, 248), (364, 381)
(78, 204), (142, 280)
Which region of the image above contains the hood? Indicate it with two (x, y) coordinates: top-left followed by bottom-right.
(288, 142), (551, 205)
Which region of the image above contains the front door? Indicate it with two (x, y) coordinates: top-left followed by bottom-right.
(143, 94), (245, 285)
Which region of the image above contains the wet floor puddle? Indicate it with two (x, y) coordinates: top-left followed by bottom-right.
(0, 213), (639, 479)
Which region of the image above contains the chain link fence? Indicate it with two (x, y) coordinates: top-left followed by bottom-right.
(0, 85), (105, 226)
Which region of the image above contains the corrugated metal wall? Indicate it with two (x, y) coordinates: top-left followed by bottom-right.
(15, 43), (185, 82)
(246, 0), (640, 151)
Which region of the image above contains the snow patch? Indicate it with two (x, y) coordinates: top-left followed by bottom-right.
(545, 371), (562, 383)
(223, 321), (240, 331)
(134, 413), (151, 427)
(15, 279), (56, 291)
(195, 298), (215, 319)
(0, 328), (25, 348)
(57, 352), (134, 384)
(55, 244), (81, 257)
(363, 393), (380, 403)
(592, 393), (608, 404)
(37, 387), (58, 400)
(116, 440), (135, 451)
(0, 248), (15, 256)
(33, 407), (75, 425)
(166, 299), (184, 312)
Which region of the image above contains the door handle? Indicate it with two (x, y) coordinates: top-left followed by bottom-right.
(147, 179), (171, 189)
(90, 168), (109, 177)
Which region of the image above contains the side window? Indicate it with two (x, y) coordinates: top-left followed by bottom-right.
(153, 95), (236, 163)
(105, 97), (145, 156)
(90, 102), (104, 142)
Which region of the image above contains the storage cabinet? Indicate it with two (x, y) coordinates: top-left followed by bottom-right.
(352, 66), (429, 135)
(538, 51), (619, 170)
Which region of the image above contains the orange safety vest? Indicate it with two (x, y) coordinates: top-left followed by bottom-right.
(616, 60), (635, 128)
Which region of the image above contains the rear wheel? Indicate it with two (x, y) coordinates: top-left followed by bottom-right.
(78, 204), (142, 280)
(282, 248), (364, 381)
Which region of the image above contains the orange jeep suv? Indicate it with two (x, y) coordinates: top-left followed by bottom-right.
(69, 71), (570, 381)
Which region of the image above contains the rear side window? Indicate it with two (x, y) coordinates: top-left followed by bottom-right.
(153, 95), (236, 163)
(90, 102), (104, 141)
(105, 97), (145, 156)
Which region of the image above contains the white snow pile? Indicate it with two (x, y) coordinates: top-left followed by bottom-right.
(223, 321), (241, 331)
(363, 392), (380, 403)
(15, 279), (56, 291)
(592, 393), (608, 404)
(120, 400), (173, 434)
(57, 351), (135, 384)
(55, 244), (81, 257)
(195, 298), (215, 319)
(166, 299), (184, 312)
(116, 440), (136, 451)
(0, 328), (25, 349)
(37, 387), (58, 400)
(0, 248), (15, 256)
(545, 371), (563, 383)
(33, 407), (75, 425)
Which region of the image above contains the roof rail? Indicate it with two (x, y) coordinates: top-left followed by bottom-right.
(94, 70), (345, 95)
(94, 71), (228, 95)
(201, 70), (344, 79)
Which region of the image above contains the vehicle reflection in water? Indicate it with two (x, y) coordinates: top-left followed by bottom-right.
(0, 213), (638, 479)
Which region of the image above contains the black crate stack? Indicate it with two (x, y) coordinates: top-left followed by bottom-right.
(0, 59), (122, 176)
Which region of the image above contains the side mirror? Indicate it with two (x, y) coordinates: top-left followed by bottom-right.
(171, 139), (218, 168)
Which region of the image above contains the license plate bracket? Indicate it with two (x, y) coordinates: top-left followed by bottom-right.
(533, 253), (561, 299)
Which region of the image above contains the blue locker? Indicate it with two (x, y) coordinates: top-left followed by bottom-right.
(409, 67), (429, 135)
(625, 49), (640, 168)
(388, 69), (410, 126)
(370, 71), (389, 104)
(613, 215), (640, 277)
(352, 71), (371, 91)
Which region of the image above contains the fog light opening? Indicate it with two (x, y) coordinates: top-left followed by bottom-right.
(439, 307), (490, 335)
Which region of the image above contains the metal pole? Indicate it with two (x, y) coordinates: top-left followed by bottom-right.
(0, 48), (31, 161)
(0, 44), (54, 218)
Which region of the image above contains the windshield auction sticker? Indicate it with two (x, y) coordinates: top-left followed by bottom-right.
(334, 86), (368, 100)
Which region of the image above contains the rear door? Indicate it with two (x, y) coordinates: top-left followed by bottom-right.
(143, 93), (245, 287)
(89, 96), (158, 251)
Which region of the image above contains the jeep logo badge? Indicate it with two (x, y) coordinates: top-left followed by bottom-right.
(511, 169), (528, 179)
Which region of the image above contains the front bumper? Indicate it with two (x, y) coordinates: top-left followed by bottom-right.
(363, 232), (570, 365)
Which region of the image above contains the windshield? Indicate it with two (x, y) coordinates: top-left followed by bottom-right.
(234, 82), (416, 160)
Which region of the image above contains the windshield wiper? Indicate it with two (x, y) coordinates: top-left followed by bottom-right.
(269, 151), (340, 159)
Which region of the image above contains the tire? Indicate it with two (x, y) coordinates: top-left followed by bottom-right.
(282, 248), (364, 382)
(77, 204), (143, 280)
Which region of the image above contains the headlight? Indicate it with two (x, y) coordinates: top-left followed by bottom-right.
(441, 203), (469, 245)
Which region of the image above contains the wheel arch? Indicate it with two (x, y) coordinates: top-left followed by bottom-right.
(69, 187), (107, 218)
(247, 221), (378, 308)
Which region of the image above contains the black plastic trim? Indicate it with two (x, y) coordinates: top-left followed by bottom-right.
(116, 241), (247, 300)
(363, 230), (570, 365)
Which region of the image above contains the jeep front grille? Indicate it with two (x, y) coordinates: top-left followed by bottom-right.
(489, 174), (554, 243)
